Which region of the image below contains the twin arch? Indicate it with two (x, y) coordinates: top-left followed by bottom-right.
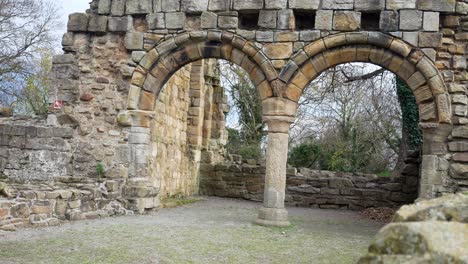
(127, 31), (451, 125)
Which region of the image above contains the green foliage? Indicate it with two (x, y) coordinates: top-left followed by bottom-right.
(17, 50), (53, 116)
(396, 77), (422, 149)
(223, 62), (265, 159)
(226, 128), (262, 159)
(288, 143), (321, 168)
(96, 163), (105, 177)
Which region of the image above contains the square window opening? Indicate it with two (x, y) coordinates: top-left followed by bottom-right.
(239, 11), (260, 30)
(295, 10), (316, 30)
(361, 12), (380, 31)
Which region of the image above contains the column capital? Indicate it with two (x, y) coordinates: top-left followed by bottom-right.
(263, 116), (295, 133)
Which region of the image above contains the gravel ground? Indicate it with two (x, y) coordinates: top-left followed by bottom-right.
(0, 197), (384, 264)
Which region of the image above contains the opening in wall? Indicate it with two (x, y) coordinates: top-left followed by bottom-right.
(361, 12), (380, 31)
(294, 10), (316, 30)
(239, 11), (260, 30)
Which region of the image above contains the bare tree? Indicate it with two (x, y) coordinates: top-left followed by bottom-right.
(290, 63), (402, 173)
(0, 0), (60, 108)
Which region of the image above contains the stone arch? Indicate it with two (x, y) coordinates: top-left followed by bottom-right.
(127, 30), (279, 114)
(281, 32), (451, 124)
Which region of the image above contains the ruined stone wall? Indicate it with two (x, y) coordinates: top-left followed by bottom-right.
(200, 154), (420, 209)
(0, 0), (466, 227)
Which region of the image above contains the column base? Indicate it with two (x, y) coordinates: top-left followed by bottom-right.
(254, 207), (291, 227)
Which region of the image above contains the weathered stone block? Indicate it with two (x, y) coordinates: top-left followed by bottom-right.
(108, 17), (129, 32)
(218, 16), (238, 29)
(386, 0), (416, 10)
(355, 0), (385, 10)
(67, 13), (88, 32)
(263, 43), (293, 60)
(147, 13), (165, 29)
(289, 0), (320, 9)
(334, 11), (361, 31)
(98, 0), (111, 15)
(126, 0), (152, 14)
(400, 10), (423, 31)
(10, 203), (29, 218)
(419, 32), (442, 48)
(200, 11), (216, 29)
(182, 0), (208, 13)
(322, 0), (354, 10)
(417, 0), (456, 12)
(423, 12), (440, 32)
(258, 10), (277, 29)
(232, 0), (263, 10)
(165, 12), (186, 29)
(111, 0), (126, 16)
(315, 10), (334, 30)
(277, 9), (295, 30)
(125, 32), (144, 50)
(161, 0), (180, 12)
(208, 0), (230, 11)
(265, 0), (286, 9)
(380, 11), (399, 32)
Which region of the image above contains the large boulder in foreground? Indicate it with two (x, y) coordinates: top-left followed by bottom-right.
(359, 193), (468, 264)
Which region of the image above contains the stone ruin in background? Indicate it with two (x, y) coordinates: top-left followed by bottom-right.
(0, 0), (467, 229)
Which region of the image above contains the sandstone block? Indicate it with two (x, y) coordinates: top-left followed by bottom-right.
(201, 11), (218, 28)
(322, 0), (354, 10)
(419, 32), (442, 48)
(315, 10), (333, 30)
(386, 0), (416, 10)
(108, 17), (129, 32)
(265, 0), (286, 9)
(277, 9), (295, 30)
(258, 10), (277, 29)
(67, 13), (88, 32)
(125, 32), (144, 50)
(355, 0), (385, 10)
(88, 15), (108, 33)
(263, 43), (293, 60)
(126, 0), (152, 14)
(161, 0), (180, 12)
(232, 0), (263, 10)
(182, 0), (208, 13)
(400, 10), (423, 31)
(218, 16), (238, 29)
(208, 0), (230, 11)
(166, 12), (186, 29)
(147, 13), (165, 29)
(98, 0), (111, 14)
(289, 0), (320, 10)
(423, 12), (440, 32)
(417, 0), (456, 12)
(111, 0), (126, 16)
(334, 11), (361, 31)
(10, 203), (29, 218)
(380, 11), (399, 32)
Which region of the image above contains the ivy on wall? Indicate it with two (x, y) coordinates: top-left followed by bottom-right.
(396, 77), (422, 149)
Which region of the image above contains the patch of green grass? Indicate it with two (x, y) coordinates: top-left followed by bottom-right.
(161, 197), (201, 208)
(376, 170), (391, 177)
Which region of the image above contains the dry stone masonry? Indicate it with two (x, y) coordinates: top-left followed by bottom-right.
(0, 0), (466, 228)
(200, 153), (420, 210)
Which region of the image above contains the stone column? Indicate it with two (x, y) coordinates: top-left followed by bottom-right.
(255, 97), (297, 227)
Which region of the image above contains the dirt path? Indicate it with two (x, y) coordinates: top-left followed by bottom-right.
(0, 197), (384, 264)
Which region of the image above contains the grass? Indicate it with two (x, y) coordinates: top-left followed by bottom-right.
(160, 196), (202, 208)
(376, 170), (391, 177)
